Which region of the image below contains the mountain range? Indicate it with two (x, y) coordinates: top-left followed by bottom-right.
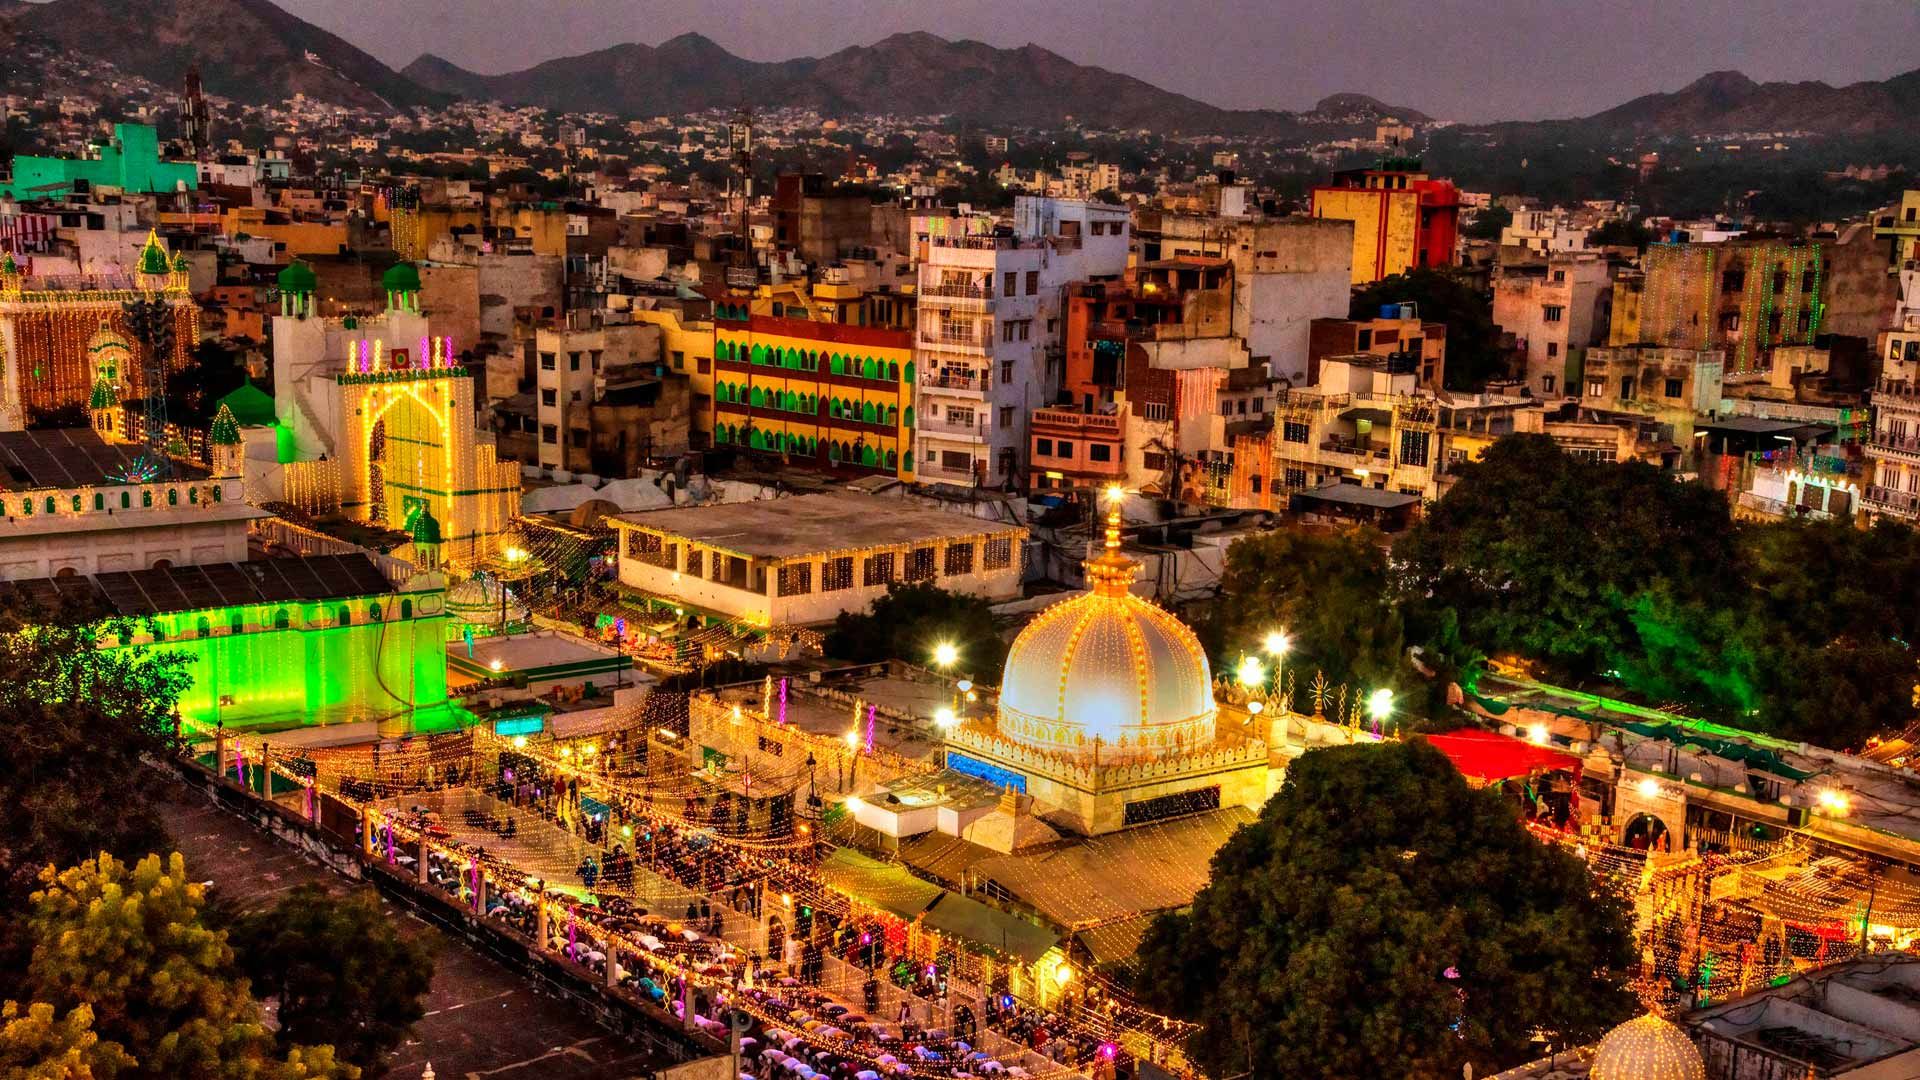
(5, 0), (1919, 141)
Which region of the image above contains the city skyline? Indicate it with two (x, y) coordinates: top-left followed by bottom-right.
(264, 0), (1920, 121)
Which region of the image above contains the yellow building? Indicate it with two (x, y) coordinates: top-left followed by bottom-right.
(1310, 166), (1461, 285)
(711, 306), (917, 479)
(628, 306), (718, 446)
(220, 207), (349, 258)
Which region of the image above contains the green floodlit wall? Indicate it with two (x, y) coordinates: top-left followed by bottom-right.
(109, 597), (457, 735)
(2, 124), (198, 199)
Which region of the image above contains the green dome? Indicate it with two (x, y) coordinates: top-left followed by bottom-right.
(172, 252), (190, 272)
(137, 230), (171, 276)
(276, 258), (317, 293)
(89, 378), (118, 411)
(209, 403), (241, 445)
(407, 505), (442, 546)
(214, 380), (276, 428)
(382, 261), (421, 293)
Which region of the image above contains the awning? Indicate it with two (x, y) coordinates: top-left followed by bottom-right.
(920, 893), (1059, 965)
(817, 848), (942, 920)
(1339, 406), (1395, 426)
(1424, 728), (1580, 782)
(1295, 482), (1420, 510)
(1619, 721), (1816, 782)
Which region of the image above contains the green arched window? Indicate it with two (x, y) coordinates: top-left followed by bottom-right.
(94, 493), (104, 511)
(121, 492), (131, 509)
(141, 490), (152, 508)
(44, 496), (55, 514)
(904, 360), (916, 383)
(827, 442), (842, 463)
(70, 494), (80, 511)
(749, 386), (766, 408)
(903, 406), (915, 429)
(750, 344), (768, 365)
(860, 445), (878, 467)
(861, 357), (879, 380)
(749, 428), (768, 451)
(861, 401), (879, 424)
(167, 488), (178, 506)
(829, 354), (845, 375)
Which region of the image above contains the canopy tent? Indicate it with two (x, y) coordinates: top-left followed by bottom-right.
(1424, 728), (1580, 783)
(1618, 720), (1816, 783)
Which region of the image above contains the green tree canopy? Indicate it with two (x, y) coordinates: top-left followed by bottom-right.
(1202, 527), (1414, 708)
(0, 1001), (133, 1080)
(1134, 740), (1638, 1079)
(1350, 268), (1502, 390)
(1460, 205), (1512, 241)
(825, 582), (1006, 679)
(18, 853), (354, 1080)
(230, 887), (435, 1072)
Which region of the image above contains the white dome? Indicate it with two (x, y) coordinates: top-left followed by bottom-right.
(996, 588), (1214, 762)
(1591, 1015), (1704, 1080)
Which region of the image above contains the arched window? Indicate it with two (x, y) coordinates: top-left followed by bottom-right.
(167, 488), (178, 506)
(231, 613), (244, 633)
(54, 566), (78, 579)
(369, 603), (382, 622)
(829, 354), (845, 375)
(886, 449), (898, 468)
(212, 486), (222, 502)
(142, 490), (152, 508)
(861, 401), (879, 424)
(903, 406), (915, 429)
(273, 609), (290, 630)
(121, 492), (130, 509)
(196, 616), (211, 638)
(70, 494), (80, 512)
(43, 496), (55, 514)
(151, 558), (171, 570)
(189, 487), (198, 504)
(904, 360), (916, 383)
(400, 599), (412, 619)
(337, 605), (351, 625)
(888, 361), (900, 381)
(94, 493), (104, 511)
(749, 386), (766, 408)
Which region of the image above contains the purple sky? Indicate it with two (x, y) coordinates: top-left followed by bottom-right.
(274, 0), (1920, 122)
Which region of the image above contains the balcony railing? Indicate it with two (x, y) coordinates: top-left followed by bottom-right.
(1032, 407), (1123, 435)
(918, 330), (990, 353)
(1875, 379), (1920, 402)
(920, 414), (991, 438)
(920, 369), (990, 393)
(1863, 485), (1920, 517)
(1868, 433), (1920, 456)
(920, 283), (993, 300)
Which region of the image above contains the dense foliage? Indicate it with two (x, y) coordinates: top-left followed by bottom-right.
(231, 887), (437, 1073)
(1349, 269), (1503, 390)
(1394, 435), (1920, 745)
(825, 582), (1006, 679)
(9, 853), (355, 1079)
(1136, 740), (1638, 1079)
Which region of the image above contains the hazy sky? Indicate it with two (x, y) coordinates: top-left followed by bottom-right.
(273, 0), (1920, 122)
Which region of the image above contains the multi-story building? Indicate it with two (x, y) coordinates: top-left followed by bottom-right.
(533, 314), (664, 471)
(1254, 354), (1442, 503)
(1309, 164), (1460, 285)
(1499, 208), (1589, 255)
(912, 197), (1129, 488)
(1493, 251), (1613, 398)
(1308, 306), (1448, 389)
(1863, 278), (1920, 524)
(1578, 344), (1725, 447)
(712, 312), (916, 480)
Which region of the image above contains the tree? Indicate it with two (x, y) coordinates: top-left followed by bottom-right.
(1135, 740), (1638, 1079)
(0, 595), (193, 992)
(18, 853), (354, 1080)
(1587, 219), (1651, 250)
(230, 887), (435, 1072)
(1350, 268), (1503, 390)
(825, 582), (1005, 680)
(1203, 528), (1412, 706)
(0, 1002), (133, 1080)
(1461, 205), (1512, 241)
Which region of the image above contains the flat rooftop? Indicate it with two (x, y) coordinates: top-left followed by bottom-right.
(0, 555), (397, 617)
(0, 429), (209, 491)
(612, 491), (1024, 559)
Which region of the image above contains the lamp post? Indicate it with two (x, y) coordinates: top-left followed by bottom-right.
(1367, 688), (1394, 734)
(1263, 630), (1291, 707)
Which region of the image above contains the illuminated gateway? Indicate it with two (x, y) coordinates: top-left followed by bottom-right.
(269, 261), (519, 565)
(943, 498), (1271, 835)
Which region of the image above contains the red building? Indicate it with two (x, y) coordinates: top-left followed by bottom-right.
(1310, 164), (1461, 285)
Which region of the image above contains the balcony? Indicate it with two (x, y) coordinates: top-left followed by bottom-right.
(918, 329), (990, 355)
(1867, 432), (1920, 462)
(1032, 406), (1123, 437)
(1318, 439), (1392, 468)
(919, 283), (994, 310)
(1863, 485), (1920, 519)
(920, 413), (991, 439)
(1875, 379), (1920, 404)
(920, 369), (990, 395)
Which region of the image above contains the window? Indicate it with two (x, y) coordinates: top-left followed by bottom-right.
(542, 425), (557, 444)
(686, 549), (704, 578)
(823, 555), (853, 591)
(1547, 342), (1559, 358)
(541, 388), (557, 406)
(1282, 421), (1309, 444)
(941, 450), (972, 470)
(1055, 439), (1074, 456)
(672, 350), (685, 370)
(950, 406), (976, 428)
(1143, 451), (1168, 471)
(1283, 466), (1308, 488)
(1399, 430), (1430, 468)
(1541, 374), (1556, 394)
(1253, 397), (1266, 413)
(984, 537), (1013, 570)
(1000, 360), (1014, 385)
(863, 552), (894, 585)
(1003, 271), (1017, 297)
(1036, 438), (1053, 455)
(1586, 378), (1606, 397)
(1089, 443), (1112, 462)
(697, 356), (711, 374)
(1357, 329), (1373, 351)
(1664, 378), (1684, 399)
(1025, 270), (1038, 295)
(540, 352), (556, 370)
(569, 352), (581, 371)
(1553, 269), (1567, 283)
(999, 406), (1013, 429)
(1619, 376), (1636, 399)
(776, 563), (812, 596)
(944, 543), (975, 576)
(1142, 403), (1170, 422)
(1542, 305), (1565, 323)
(905, 546), (936, 582)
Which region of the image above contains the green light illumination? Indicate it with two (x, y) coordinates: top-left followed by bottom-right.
(109, 590), (458, 735)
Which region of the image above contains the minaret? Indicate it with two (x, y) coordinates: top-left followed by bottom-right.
(134, 230), (172, 292)
(276, 258), (317, 318)
(408, 504), (443, 572)
(208, 403), (243, 477)
(382, 261), (422, 313)
(86, 323), (130, 442)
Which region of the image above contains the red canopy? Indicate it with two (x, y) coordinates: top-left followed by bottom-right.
(1424, 728), (1580, 783)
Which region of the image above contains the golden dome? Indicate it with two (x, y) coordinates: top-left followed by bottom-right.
(1591, 1014), (1704, 1080)
(995, 494), (1214, 762)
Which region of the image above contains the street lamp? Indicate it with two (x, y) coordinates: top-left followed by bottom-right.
(1235, 655), (1265, 690)
(934, 706), (957, 729)
(932, 641), (958, 670)
(1263, 630), (1291, 704)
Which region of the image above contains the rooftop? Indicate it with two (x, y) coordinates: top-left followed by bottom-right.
(0, 429), (209, 491)
(0, 554), (398, 617)
(612, 492), (1025, 560)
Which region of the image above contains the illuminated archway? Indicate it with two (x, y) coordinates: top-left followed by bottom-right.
(364, 390), (450, 530)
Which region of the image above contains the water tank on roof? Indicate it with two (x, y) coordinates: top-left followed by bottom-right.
(1399, 303), (1417, 321)
(1379, 304), (1399, 319)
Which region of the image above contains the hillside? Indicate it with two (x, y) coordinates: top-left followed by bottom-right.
(1580, 69), (1920, 136)
(403, 31), (1428, 135)
(0, 0), (444, 111)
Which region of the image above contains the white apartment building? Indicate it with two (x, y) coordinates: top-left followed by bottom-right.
(1500, 208), (1590, 254)
(533, 314), (663, 470)
(913, 197), (1128, 488)
(1864, 266), (1920, 523)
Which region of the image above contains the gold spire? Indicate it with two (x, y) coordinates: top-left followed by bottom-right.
(1085, 485), (1138, 597)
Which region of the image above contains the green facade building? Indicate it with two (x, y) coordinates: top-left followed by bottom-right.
(3, 124), (198, 199)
